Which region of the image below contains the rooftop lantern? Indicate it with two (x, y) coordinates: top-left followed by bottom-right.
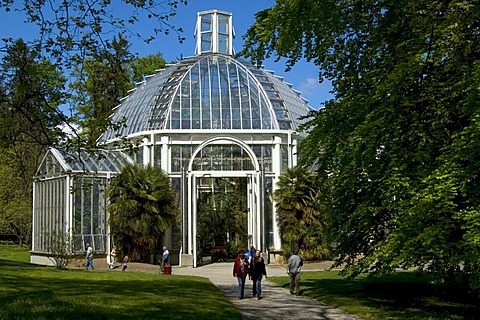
(195, 10), (235, 55)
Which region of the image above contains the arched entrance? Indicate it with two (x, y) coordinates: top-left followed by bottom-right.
(185, 137), (265, 267)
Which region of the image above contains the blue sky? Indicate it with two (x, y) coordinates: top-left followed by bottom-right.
(0, 0), (333, 109)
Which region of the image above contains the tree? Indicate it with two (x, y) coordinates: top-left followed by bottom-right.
(0, 40), (68, 246)
(71, 35), (134, 146)
(273, 166), (329, 260)
(131, 52), (167, 83)
(0, 1), (183, 248)
(241, 0), (480, 288)
(107, 164), (178, 262)
(0, 39), (70, 149)
(0, 1), (186, 70)
(0, 1), (186, 150)
(44, 230), (74, 270)
(71, 46), (168, 146)
(0, 149), (33, 246)
(0, 38), (168, 247)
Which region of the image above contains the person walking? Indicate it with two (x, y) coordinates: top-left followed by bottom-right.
(109, 246), (117, 269)
(287, 247), (303, 296)
(233, 249), (250, 299)
(161, 246), (170, 273)
(249, 249), (267, 300)
(84, 243), (95, 270)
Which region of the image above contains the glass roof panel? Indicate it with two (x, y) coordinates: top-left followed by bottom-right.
(98, 53), (312, 144)
(35, 148), (134, 178)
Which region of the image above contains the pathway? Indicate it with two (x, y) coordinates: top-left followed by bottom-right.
(172, 262), (361, 320)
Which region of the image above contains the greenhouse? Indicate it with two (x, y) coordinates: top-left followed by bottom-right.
(31, 149), (133, 265)
(31, 9), (313, 267)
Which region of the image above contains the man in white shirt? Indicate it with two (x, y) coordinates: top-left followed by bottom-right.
(85, 243), (95, 270)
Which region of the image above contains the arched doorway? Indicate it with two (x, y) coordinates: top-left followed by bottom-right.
(186, 137), (265, 267)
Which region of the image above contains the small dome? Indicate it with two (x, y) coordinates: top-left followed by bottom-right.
(99, 53), (313, 143)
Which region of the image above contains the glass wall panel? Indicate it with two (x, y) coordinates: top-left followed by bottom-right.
(281, 144), (289, 173)
(73, 179), (83, 251)
(171, 145), (181, 173)
(218, 34), (228, 53)
(264, 177), (274, 249)
(279, 121), (292, 130)
(71, 177), (108, 253)
(127, 147), (143, 165)
(201, 34), (212, 53)
(252, 145), (273, 173)
(192, 104), (201, 129)
(192, 145), (255, 171)
(171, 177), (182, 250)
(171, 145), (195, 173)
(201, 14), (212, 31)
(217, 14), (228, 33)
(171, 100), (181, 129)
(181, 98), (191, 129)
(33, 177), (68, 253)
(154, 144), (162, 168)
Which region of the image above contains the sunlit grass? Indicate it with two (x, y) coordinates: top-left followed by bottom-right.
(0, 243), (31, 263)
(0, 244), (241, 320)
(3, 244), (479, 319)
(0, 265), (241, 320)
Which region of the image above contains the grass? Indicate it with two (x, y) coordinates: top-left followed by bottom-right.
(0, 243), (31, 263)
(269, 271), (480, 320)
(2, 244), (479, 319)
(0, 245), (241, 320)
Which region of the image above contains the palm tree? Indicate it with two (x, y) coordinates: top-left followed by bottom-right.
(107, 164), (178, 262)
(274, 166), (330, 260)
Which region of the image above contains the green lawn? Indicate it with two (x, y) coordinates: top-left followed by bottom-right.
(0, 243), (31, 263)
(269, 271), (480, 320)
(0, 244), (241, 320)
(2, 244), (479, 320)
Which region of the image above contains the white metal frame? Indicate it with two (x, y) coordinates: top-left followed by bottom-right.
(186, 136), (263, 267)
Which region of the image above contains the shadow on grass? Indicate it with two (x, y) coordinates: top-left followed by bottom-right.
(272, 272), (479, 320)
(0, 265), (241, 320)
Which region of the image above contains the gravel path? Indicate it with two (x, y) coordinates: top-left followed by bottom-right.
(171, 262), (361, 320)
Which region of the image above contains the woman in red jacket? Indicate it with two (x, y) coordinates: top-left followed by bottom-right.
(232, 249), (250, 299)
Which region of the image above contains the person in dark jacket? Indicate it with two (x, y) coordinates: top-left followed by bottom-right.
(249, 249), (267, 300)
(232, 249), (250, 299)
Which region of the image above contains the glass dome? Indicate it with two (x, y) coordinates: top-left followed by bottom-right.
(99, 53), (313, 143)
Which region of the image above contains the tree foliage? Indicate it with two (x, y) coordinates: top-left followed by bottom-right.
(1, 0), (184, 150)
(0, 1), (171, 244)
(131, 52), (167, 83)
(71, 43), (167, 146)
(0, 0), (186, 69)
(107, 164), (178, 262)
(44, 230), (74, 270)
(0, 148), (34, 246)
(0, 39), (70, 148)
(242, 0), (480, 289)
(273, 166), (329, 260)
(71, 35), (135, 146)
(0, 40), (68, 246)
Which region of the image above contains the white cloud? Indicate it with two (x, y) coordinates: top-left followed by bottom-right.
(299, 77), (320, 96)
(298, 77), (334, 109)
